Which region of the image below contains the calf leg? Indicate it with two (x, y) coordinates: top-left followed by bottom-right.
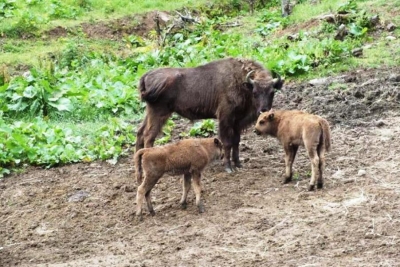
(136, 174), (160, 220)
(283, 145), (298, 184)
(306, 146), (320, 191)
(191, 172), (205, 213)
(317, 146), (326, 189)
(180, 173), (192, 210)
(136, 183), (146, 221)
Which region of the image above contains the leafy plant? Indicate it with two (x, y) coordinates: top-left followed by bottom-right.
(0, 117), (136, 177)
(155, 119), (175, 145)
(188, 119), (216, 137)
(0, 0), (16, 19)
(48, 0), (81, 19)
(1, 67), (73, 116)
(8, 10), (45, 37)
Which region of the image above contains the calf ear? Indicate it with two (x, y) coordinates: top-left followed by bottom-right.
(268, 113), (274, 121)
(214, 138), (221, 146)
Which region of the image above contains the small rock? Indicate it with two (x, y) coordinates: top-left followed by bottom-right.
(124, 185), (135, 192)
(309, 77), (331, 86)
(386, 23), (396, 31)
(68, 190), (89, 202)
(369, 15), (380, 27)
(375, 119), (386, 127)
(357, 170), (366, 176)
(388, 74), (400, 82)
(386, 36), (396, 41)
(352, 48), (363, 57)
(332, 170), (345, 179)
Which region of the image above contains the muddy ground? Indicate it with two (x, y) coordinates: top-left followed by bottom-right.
(1, 67), (400, 266)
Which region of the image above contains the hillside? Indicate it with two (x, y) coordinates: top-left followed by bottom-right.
(1, 0), (400, 266)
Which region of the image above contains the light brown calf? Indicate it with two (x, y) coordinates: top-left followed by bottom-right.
(254, 110), (331, 191)
(134, 138), (223, 220)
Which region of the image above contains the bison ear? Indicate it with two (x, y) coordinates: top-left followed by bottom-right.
(242, 82), (254, 91)
(268, 113), (274, 121)
(272, 73), (284, 90)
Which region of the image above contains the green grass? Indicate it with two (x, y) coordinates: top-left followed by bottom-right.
(0, 0), (211, 33)
(288, 0), (350, 24)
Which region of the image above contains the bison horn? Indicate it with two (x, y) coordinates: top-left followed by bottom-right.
(246, 70), (255, 85)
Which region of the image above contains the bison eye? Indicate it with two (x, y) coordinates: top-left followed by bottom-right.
(259, 120), (265, 125)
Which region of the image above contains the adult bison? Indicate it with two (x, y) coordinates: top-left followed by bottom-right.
(135, 57), (283, 173)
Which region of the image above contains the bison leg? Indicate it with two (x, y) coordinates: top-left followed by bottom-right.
(191, 171), (204, 213)
(219, 119), (235, 173)
(135, 114), (148, 152)
(232, 130), (242, 169)
(283, 145), (298, 184)
(306, 144), (320, 191)
(143, 109), (172, 148)
(180, 173), (192, 210)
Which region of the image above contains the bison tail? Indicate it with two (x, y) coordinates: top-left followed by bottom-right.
(320, 120), (331, 152)
(138, 75), (147, 102)
(134, 149), (145, 184)
(138, 72), (165, 103)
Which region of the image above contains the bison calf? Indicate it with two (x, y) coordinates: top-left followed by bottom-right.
(254, 110), (331, 191)
(134, 138), (223, 220)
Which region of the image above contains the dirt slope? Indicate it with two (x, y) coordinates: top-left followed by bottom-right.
(1, 67), (400, 266)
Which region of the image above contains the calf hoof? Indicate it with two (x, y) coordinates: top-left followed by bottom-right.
(225, 167), (234, 173)
(308, 184), (315, 191)
(317, 182), (323, 189)
(149, 209), (156, 216)
(198, 204), (205, 214)
(136, 213), (143, 222)
(180, 202), (188, 210)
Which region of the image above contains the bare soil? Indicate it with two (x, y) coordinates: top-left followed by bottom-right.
(1, 67), (400, 266)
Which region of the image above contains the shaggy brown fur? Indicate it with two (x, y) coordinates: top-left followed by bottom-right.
(135, 57), (283, 173)
(134, 138), (223, 220)
(254, 110), (331, 191)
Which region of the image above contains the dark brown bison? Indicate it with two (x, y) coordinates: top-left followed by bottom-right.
(135, 57), (283, 173)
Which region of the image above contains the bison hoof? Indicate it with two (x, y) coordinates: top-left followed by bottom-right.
(180, 202), (188, 210)
(308, 184), (315, 191)
(149, 209), (156, 216)
(317, 182), (323, 189)
(282, 177), (292, 184)
(234, 162), (243, 168)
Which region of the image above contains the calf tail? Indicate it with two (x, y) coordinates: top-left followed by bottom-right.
(134, 149), (146, 184)
(320, 120), (331, 152)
